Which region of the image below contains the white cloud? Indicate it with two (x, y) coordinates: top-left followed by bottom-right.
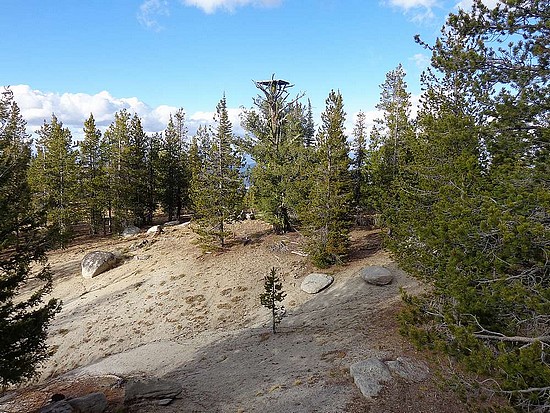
(8, 85), (246, 142)
(180, 0), (281, 14)
(410, 53), (431, 69)
(138, 0), (170, 30)
(454, 0), (501, 11)
(384, 0), (439, 22)
(188, 107), (245, 135)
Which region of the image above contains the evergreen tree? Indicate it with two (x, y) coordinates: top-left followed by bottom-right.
(395, 2), (550, 410)
(260, 267), (286, 334)
(242, 77), (305, 232)
(79, 113), (107, 234)
(302, 90), (352, 267)
(126, 114), (149, 226)
(103, 109), (131, 231)
(304, 99), (315, 147)
(368, 64), (414, 216)
(0, 89), (60, 389)
(158, 109), (189, 221)
(103, 110), (150, 229)
(29, 114), (79, 241)
(191, 96), (244, 248)
(351, 111), (368, 212)
(145, 132), (161, 224)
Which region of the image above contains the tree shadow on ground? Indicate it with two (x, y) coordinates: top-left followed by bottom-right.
(153, 269), (419, 413)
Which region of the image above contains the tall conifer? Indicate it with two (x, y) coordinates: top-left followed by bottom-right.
(302, 90), (352, 267)
(191, 96), (244, 247)
(0, 89), (60, 388)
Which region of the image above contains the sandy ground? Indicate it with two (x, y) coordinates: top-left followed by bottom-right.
(0, 221), (469, 413)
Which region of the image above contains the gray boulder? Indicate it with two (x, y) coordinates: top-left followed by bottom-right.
(386, 357), (429, 383)
(121, 226), (140, 237)
(164, 220), (180, 227)
(67, 393), (108, 413)
(350, 358), (392, 398)
(124, 378), (182, 403)
(300, 273), (334, 294)
(146, 225), (163, 235)
(39, 401), (74, 413)
(81, 251), (118, 279)
(360, 266), (394, 286)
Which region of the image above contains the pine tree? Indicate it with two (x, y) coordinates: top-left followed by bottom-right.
(395, 2), (550, 410)
(191, 96), (244, 248)
(145, 132), (161, 225)
(103, 110), (150, 229)
(351, 111), (368, 212)
(29, 114), (79, 242)
(242, 77), (305, 232)
(368, 64), (414, 216)
(260, 267), (286, 334)
(79, 113), (107, 234)
(304, 99), (315, 147)
(158, 109), (189, 221)
(302, 90), (352, 267)
(0, 88), (60, 389)
(126, 114), (150, 226)
(103, 109), (131, 232)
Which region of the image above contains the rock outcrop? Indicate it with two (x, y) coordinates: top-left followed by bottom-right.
(349, 358), (392, 398)
(300, 273), (334, 294)
(81, 252), (118, 279)
(350, 357), (430, 399)
(121, 226), (140, 237)
(39, 392), (107, 413)
(360, 266), (394, 286)
(124, 378), (182, 403)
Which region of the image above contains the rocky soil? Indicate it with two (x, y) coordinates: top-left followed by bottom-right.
(0, 220), (470, 413)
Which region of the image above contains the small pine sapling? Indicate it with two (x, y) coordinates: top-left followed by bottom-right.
(260, 267), (287, 333)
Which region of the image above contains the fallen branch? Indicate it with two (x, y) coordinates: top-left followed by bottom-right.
(474, 333), (550, 345)
(500, 386), (550, 395)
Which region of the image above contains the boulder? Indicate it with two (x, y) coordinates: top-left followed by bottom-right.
(164, 220), (180, 227)
(81, 251), (118, 279)
(300, 273), (334, 294)
(124, 378), (182, 403)
(386, 357), (429, 383)
(39, 401), (74, 413)
(146, 225), (163, 235)
(360, 266), (394, 286)
(349, 358), (392, 398)
(121, 226), (140, 237)
(67, 393), (108, 413)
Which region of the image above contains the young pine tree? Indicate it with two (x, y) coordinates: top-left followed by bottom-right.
(191, 96), (244, 248)
(302, 90), (352, 267)
(0, 89), (60, 389)
(259, 267), (286, 334)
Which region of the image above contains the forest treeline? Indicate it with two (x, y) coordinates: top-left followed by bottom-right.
(1, 0), (548, 410)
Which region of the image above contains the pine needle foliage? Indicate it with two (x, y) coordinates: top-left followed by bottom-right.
(393, 2), (550, 410)
(28, 114), (79, 243)
(79, 113), (108, 234)
(0, 88), (60, 390)
(260, 267), (286, 334)
(191, 96), (244, 248)
(301, 90), (352, 268)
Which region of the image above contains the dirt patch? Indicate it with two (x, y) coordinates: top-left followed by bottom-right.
(1, 222), (470, 413)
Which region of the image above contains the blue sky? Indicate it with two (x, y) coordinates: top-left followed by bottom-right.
(1, 0), (488, 138)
